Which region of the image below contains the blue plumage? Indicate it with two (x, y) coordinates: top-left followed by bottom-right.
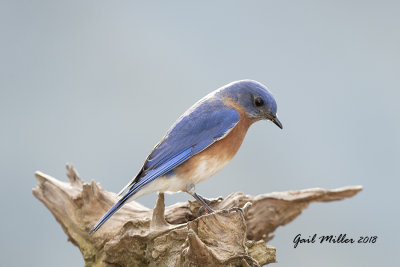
(117, 98), (240, 195)
(143, 100), (239, 172)
(90, 147), (193, 234)
(90, 80), (282, 234)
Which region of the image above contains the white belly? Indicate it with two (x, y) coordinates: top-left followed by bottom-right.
(188, 157), (230, 184)
(129, 157), (229, 200)
(129, 175), (187, 200)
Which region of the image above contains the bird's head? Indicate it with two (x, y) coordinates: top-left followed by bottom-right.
(219, 80), (282, 129)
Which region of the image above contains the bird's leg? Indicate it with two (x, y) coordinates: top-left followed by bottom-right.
(193, 193), (214, 215)
(195, 193), (213, 216)
(185, 184), (214, 214)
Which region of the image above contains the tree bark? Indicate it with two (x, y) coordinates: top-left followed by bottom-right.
(32, 165), (362, 267)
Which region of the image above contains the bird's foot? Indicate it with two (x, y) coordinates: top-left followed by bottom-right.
(222, 206), (243, 214)
(197, 197), (214, 216)
(198, 206), (243, 217)
(197, 202), (251, 217)
(223, 202), (252, 216)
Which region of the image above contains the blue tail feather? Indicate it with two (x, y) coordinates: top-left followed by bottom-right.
(89, 147), (193, 235)
(89, 194), (129, 235)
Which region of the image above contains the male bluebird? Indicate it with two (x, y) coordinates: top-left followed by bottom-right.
(90, 80), (282, 234)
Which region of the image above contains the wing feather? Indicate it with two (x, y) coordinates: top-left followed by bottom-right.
(119, 99), (239, 196)
(91, 98), (240, 234)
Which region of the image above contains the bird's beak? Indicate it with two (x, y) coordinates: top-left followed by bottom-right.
(271, 116), (283, 129)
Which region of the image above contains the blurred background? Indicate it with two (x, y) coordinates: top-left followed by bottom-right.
(1, 1), (399, 266)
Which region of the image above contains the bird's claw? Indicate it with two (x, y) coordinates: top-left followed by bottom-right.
(197, 206), (243, 217)
(197, 198), (214, 217)
(222, 206), (243, 214)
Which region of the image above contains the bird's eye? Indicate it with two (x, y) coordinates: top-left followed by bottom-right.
(254, 97), (264, 107)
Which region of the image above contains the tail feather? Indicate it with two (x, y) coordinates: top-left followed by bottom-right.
(89, 192), (132, 235)
(89, 147), (193, 234)
(117, 180), (134, 196)
(89, 175), (159, 235)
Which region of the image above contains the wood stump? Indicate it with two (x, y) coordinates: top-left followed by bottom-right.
(32, 165), (362, 266)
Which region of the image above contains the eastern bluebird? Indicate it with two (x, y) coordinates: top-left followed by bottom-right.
(90, 80), (282, 234)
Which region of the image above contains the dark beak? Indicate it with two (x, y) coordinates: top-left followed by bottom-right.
(271, 116), (283, 129)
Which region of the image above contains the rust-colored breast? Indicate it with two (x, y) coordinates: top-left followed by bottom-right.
(176, 99), (254, 184)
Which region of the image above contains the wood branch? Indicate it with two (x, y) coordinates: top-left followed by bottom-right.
(32, 164), (362, 266)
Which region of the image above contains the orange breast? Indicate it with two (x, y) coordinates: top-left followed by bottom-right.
(176, 100), (253, 184)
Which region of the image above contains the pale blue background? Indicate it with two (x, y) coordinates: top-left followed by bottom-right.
(1, 1), (399, 266)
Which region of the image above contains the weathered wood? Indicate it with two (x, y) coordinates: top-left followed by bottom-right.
(32, 164), (362, 266)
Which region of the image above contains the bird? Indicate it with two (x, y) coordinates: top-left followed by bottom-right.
(90, 79), (282, 234)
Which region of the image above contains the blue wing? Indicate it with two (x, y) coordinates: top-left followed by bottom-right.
(119, 98), (240, 193)
(143, 101), (239, 175)
(89, 147), (192, 234)
(90, 98), (239, 234)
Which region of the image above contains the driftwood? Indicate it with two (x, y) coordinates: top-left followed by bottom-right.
(32, 165), (362, 267)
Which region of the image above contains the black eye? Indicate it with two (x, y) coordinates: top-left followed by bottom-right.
(254, 97), (264, 107)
